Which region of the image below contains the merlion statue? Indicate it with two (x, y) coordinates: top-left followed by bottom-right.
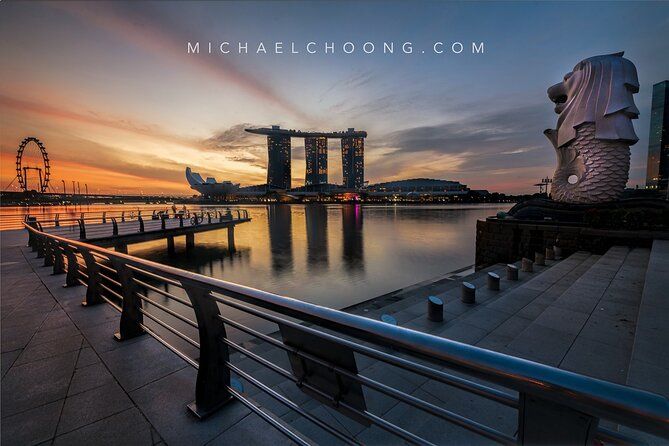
(544, 52), (639, 203)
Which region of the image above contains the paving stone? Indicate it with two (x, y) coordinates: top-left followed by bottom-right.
(15, 334), (83, 366)
(578, 312), (636, 350)
(506, 325), (574, 367)
(210, 411), (304, 445)
(68, 361), (116, 396)
(1, 350), (78, 417)
(1, 349), (21, 378)
(56, 382), (134, 435)
(459, 307), (511, 331)
(532, 306), (590, 335)
(435, 322), (488, 345)
(75, 346), (101, 369)
(101, 336), (188, 392)
(53, 407), (154, 446)
(559, 337), (630, 385)
(130, 367), (250, 445)
(0, 399), (64, 446)
(627, 359), (669, 398)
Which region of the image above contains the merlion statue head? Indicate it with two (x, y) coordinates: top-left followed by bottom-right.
(544, 52), (640, 204)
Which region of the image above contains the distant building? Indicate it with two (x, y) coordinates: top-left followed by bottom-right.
(341, 130), (364, 189)
(368, 178), (468, 194)
(267, 126), (291, 190)
(185, 167), (240, 197)
(245, 126), (367, 191)
(646, 80), (669, 190)
(305, 136), (328, 187)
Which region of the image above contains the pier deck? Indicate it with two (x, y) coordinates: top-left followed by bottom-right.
(2, 228), (668, 445)
(40, 213), (250, 249)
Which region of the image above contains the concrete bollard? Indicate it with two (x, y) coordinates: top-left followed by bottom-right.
(461, 282), (476, 304)
(427, 296), (444, 322)
(522, 258), (534, 272)
(535, 252), (545, 266)
(553, 245), (562, 259)
(506, 264), (519, 281)
(487, 272), (500, 290)
(381, 314), (398, 325)
(545, 247), (555, 260)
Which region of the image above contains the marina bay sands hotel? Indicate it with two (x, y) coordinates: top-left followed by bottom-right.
(245, 126), (367, 190)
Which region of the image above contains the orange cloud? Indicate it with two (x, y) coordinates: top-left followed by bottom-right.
(0, 93), (197, 147)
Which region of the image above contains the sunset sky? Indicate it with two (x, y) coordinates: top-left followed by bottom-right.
(1, 1), (668, 195)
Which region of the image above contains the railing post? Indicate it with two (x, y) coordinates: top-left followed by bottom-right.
(138, 216), (145, 233)
(78, 247), (103, 306)
(26, 217), (37, 249)
(161, 215), (166, 230)
(43, 237), (54, 267)
(111, 217), (119, 236)
(179, 214), (184, 227)
(77, 218), (86, 240)
(181, 281), (232, 418)
(102, 212), (107, 224)
(121, 211), (125, 222)
(110, 259), (145, 341)
(518, 393), (598, 445)
(36, 233), (46, 259)
(63, 244), (80, 287)
(55, 213), (60, 227)
(53, 241), (65, 275)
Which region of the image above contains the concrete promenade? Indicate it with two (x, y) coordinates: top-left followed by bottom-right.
(2, 226), (668, 445)
(1, 230), (277, 446)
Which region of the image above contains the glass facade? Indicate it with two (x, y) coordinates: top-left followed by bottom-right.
(646, 80), (669, 190)
(305, 136), (328, 186)
(267, 135), (291, 190)
(341, 136), (364, 189)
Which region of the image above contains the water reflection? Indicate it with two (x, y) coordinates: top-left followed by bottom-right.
(268, 205), (293, 274)
(342, 204), (364, 271)
(305, 205), (329, 270)
(126, 204), (511, 309)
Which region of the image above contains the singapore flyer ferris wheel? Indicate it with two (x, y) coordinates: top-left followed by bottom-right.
(15, 137), (50, 193)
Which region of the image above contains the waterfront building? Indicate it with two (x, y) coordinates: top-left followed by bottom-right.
(368, 178), (468, 194)
(246, 126), (367, 191)
(646, 80), (669, 190)
(341, 131), (365, 189)
(267, 126), (292, 190)
(305, 136), (328, 187)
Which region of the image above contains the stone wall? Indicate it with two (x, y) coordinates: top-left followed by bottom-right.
(475, 218), (668, 269)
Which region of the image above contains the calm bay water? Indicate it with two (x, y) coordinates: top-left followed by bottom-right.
(124, 204), (511, 309)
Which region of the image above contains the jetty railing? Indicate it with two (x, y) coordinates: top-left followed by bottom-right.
(0, 206), (244, 231)
(26, 209), (249, 241)
(24, 223), (669, 445)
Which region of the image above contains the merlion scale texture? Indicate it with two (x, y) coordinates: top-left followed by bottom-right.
(544, 52), (640, 203)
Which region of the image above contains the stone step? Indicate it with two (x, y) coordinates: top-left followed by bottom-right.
(622, 240), (669, 446)
(626, 240), (669, 397)
(502, 246), (649, 378)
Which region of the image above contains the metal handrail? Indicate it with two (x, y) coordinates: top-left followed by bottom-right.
(23, 222), (669, 444)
